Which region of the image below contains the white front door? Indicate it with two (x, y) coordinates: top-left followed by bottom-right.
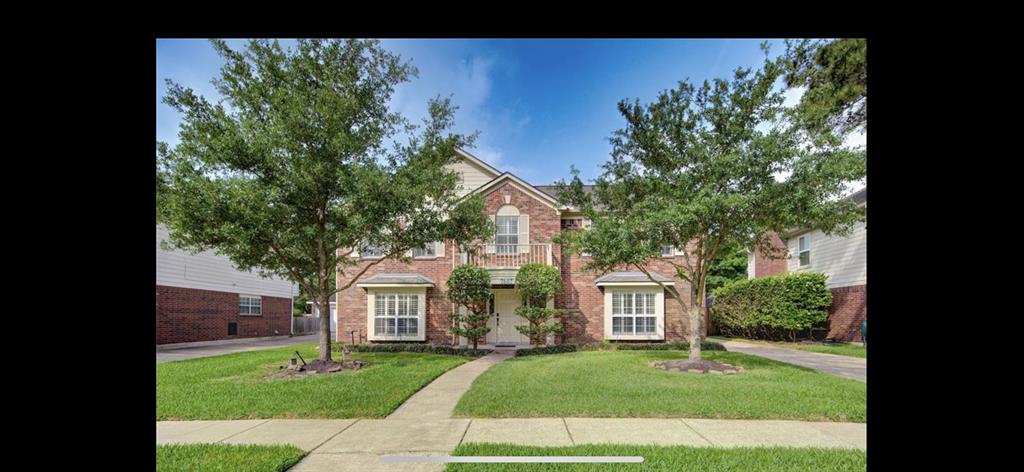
(487, 290), (529, 345)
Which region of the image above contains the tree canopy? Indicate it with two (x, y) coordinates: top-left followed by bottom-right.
(555, 45), (865, 360)
(157, 39), (492, 360)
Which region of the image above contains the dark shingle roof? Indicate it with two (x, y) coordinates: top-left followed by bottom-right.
(535, 185), (595, 202)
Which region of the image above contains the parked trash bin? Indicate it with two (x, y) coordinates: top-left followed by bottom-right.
(860, 320), (867, 347)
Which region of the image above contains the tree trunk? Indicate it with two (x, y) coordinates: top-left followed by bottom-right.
(688, 282), (704, 361)
(317, 294), (332, 361)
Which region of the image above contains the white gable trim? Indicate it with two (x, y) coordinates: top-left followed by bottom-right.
(472, 173), (562, 211)
(455, 148), (501, 178)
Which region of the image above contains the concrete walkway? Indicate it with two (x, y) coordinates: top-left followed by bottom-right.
(156, 335), (318, 363)
(157, 417), (866, 471)
(714, 338), (867, 382)
(388, 350), (514, 420)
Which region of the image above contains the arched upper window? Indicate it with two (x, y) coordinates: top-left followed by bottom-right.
(495, 205), (520, 254)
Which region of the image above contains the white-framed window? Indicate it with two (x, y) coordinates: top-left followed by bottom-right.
(495, 215), (519, 254)
(798, 235), (810, 267)
(661, 245), (675, 257)
(360, 241), (384, 258)
(413, 243), (436, 258)
(368, 289), (426, 340)
(239, 295), (262, 316)
(611, 292), (657, 335)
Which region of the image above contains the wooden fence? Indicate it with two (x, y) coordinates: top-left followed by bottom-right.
(292, 316), (322, 335)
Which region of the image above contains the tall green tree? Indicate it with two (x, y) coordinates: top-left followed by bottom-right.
(514, 263), (564, 346)
(706, 242), (748, 294)
(555, 48), (865, 361)
(781, 38), (867, 140)
(158, 39), (492, 361)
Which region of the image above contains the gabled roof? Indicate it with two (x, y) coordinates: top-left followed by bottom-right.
(472, 172), (563, 211)
(455, 148), (501, 177)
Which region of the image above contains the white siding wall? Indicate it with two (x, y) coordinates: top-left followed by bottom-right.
(157, 225), (296, 298)
(786, 221), (866, 288)
(447, 159), (498, 197)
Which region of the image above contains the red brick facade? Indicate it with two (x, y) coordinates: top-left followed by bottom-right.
(156, 285), (292, 345)
(336, 179), (699, 346)
(753, 232), (788, 277)
(826, 285), (866, 342)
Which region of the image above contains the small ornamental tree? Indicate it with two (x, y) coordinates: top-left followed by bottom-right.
(514, 263), (563, 346)
(447, 265), (493, 349)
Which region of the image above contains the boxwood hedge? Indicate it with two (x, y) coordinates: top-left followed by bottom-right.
(339, 343), (492, 357)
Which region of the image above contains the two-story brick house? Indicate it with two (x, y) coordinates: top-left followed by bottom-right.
(336, 149), (702, 347)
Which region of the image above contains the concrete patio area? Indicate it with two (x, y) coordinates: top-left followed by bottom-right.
(157, 417), (866, 471)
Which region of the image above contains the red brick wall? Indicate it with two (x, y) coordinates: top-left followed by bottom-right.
(753, 231), (789, 277)
(156, 285), (292, 345)
(556, 235), (698, 343)
(826, 284), (867, 342)
(336, 181), (705, 345)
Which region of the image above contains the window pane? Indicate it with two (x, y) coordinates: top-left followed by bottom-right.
(409, 296), (418, 316)
(240, 305), (249, 314)
(799, 251), (810, 266)
(799, 236), (808, 251)
(397, 318), (408, 335)
(622, 293), (633, 315)
(387, 295), (396, 316)
(376, 295), (385, 317)
(645, 293), (656, 314)
(662, 245), (674, 256)
(398, 296), (408, 316)
(622, 316), (633, 334)
(612, 293), (622, 315)
(375, 318), (386, 335)
(612, 316), (623, 334)
(414, 244), (435, 257)
(251, 304), (261, 315)
(407, 318), (418, 335)
(387, 318), (396, 335)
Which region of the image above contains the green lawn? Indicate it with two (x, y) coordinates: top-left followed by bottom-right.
(157, 343), (467, 419)
(713, 337), (867, 358)
(447, 444), (866, 472)
(454, 351), (865, 422)
(156, 444), (305, 472)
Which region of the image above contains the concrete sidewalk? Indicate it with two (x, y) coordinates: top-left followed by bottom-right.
(157, 417), (866, 471)
(156, 335), (318, 363)
(713, 338), (867, 382)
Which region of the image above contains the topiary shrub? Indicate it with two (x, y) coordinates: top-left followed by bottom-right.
(711, 272), (832, 341)
(447, 265), (494, 349)
(514, 263), (564, 346)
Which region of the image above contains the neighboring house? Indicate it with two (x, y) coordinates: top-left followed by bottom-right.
(306, 294), (338, 336)
(336, 149), (700, 347)
(156, 225), (297, 345)
(746, 188), (867, 341)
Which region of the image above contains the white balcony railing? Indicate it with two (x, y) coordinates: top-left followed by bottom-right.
(458, 244), (553, 269)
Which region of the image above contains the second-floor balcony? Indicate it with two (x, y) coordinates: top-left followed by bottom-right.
(458, 243), (553, 269)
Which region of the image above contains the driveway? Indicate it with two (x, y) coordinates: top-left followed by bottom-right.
(156, 334), (319, 363)
(714, 338), (866, 382)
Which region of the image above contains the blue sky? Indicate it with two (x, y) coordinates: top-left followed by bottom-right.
(157, 39), (829, 184)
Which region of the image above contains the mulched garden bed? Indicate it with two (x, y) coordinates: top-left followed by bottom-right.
(652, 359), (743, 375)
(267, 358), (367, 380)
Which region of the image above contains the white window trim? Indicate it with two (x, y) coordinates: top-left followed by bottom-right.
(413, 242), (441, 259)
(366, 287), (427, 341)
(797, 235), (811, 268)
(603, 287), (664, 341)
(239, 294), (263, 317)
(661, 245), (675, 257)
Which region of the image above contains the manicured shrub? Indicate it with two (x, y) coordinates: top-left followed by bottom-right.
(514, 263), (564, 346)
(514, 341), (725, 356)
(339, 343), (492, 357)
(711, 272), (832, 341)
(447, 265), (494, 349)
